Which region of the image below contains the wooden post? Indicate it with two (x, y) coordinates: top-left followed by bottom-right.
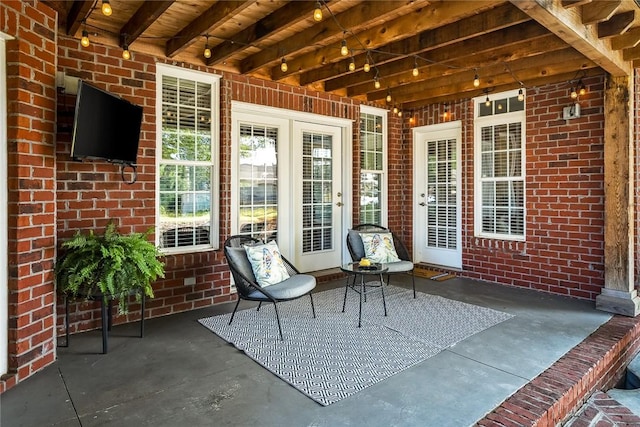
(596, 74), (640, 316)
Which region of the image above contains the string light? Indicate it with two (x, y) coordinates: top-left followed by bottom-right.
(203, 35), (211, 59)
(280, 57), (288, 72)
(412, 58), (419, 77)
(81, 29), (90, 47)
(393, 106), (398, 114)
(363, 61), (370, 73)
(340, 38), (348, 56)
(517, 86), (524, 102)
(374, 76), (380, 89)
(397, 110), (402, 117)
(386, 90), (391, 103)
(570, 87), (578, 99)
(348, 54), (356, 72)
(579, 81), (586, 96)
(313, 1), (323, 21)
(101, 0), (112, 16)
(122, 43), (130, 60)
(443, 103), (449, 119)
(473, 71), (480, 88)
(485, 95), (490, 107)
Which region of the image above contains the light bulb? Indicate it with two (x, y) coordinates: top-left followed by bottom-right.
(102, 0), (112, 16)
(579, 82), (586, 96)
(570, 88), (578, 99)
(122, 46), (131, 60)
(412, 67), (419, 77)
(280, 58), (288, 72)
(386, 93), (391, 103)
(517, 87), (524, 102)
(340, 40), (348, 56)
(397, 110), (402, 117)
(81, 30), (90, 47)
(204, 45), (212, 59)
(393, 106), (398, 114)
(473, 73), (480, 88)
(374, 78), (380, 89)
(313, 6), (323, 21)
(348, 59), (356, 72)
(485, 96), (490, 107)
(363, 62), (370, 73)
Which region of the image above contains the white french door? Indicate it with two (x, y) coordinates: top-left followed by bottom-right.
(292, 122), (343, 271)
(0, 35), (9, 376)
(413, 122), (462, 269)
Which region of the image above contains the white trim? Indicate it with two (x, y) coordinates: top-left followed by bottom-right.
(0, 34), (10, 376)
(359, 105), (389, 226)
(232, 101), (353, 128)
(155, 63), (221, 253)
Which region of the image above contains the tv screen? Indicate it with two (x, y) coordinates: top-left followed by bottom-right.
(71, 81), (143, 165)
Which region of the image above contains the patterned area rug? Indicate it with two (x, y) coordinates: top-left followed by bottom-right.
(198, 285), (514, 406)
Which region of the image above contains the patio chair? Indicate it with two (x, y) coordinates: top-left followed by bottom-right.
(347, 224), (416, 298)
(223, 235), (316, 340)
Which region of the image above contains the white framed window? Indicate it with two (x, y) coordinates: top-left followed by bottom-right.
(359, 105), (387, 225)
(474, 89), (525, 240)
(156, 64), (220, 252)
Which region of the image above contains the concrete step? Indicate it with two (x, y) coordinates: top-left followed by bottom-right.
(607, 388), (640, 417)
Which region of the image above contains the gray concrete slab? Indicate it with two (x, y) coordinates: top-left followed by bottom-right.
(1, 276), (614, 427)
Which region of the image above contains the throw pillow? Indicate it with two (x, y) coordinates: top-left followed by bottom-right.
(244, 240), (290, 287)
(360, 232), (401, 263)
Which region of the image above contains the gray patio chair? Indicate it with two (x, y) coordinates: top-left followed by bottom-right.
(347, 224), (416, 298)
(223, 235), (316, 340)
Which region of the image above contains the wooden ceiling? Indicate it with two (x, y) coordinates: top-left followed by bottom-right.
(44, 0), (640, 109)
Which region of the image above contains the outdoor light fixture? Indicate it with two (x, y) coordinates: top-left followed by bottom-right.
(203, 35), (211, 59)
(473, 72), (480, 88)
(348, 55), (356, 72)
(102, 0), (112, 16)
(386, 90), (392, 103)
(412, 58), (419, 77)
(340, 39), (348, 56)
(280, 57), (288, 72)
(122, 44), (131, 60)
(363, 61), (370, 73)
(81, 30), (90, 47)
(374, 77), (380, 89)
(485, 95), (490, 107)
(518, 87), (524, 102)
(313, 1), (323, 21)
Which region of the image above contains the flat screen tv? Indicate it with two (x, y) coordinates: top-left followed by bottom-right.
(71, 81), (143, 165)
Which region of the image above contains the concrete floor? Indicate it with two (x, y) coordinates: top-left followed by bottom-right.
(1, 276), (614, 427)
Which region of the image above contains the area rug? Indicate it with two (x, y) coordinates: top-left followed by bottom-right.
(198, 285), (514, 406)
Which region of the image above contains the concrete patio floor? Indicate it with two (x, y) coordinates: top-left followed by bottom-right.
(1, 275), (637, 426)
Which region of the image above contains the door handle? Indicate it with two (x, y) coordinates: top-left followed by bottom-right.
(336, 202), (344, 207)
(419, 202), (426, 206)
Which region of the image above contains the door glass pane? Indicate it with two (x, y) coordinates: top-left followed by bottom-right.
(302, 131), (333, 253)
(238, 124), (278, 241)
(424, 138), (457, 250)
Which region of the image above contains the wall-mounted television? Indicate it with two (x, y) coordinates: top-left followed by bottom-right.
(71, 81), (143, 165)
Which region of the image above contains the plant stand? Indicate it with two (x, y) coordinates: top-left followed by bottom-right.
(62, 289), (145, 354)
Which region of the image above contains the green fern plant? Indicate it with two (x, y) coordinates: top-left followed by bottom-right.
(56, 223), (165, 314)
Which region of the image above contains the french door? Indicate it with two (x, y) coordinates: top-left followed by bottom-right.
(413, 122), (462, 268)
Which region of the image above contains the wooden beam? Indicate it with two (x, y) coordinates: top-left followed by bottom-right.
(240, 0), (437, 74)
(337, 22), (553, 96)
(119, 1), (174, 46)
(595, 74), (640, 316)
(561, 0), (592, 7)
(622, 43), (640, 60)
(581, 0), (621, 24)
(205, 1), (318, 66)
(611, 26), (640, 49)
(166, 1), (253, 58)
(295, 3), (531, 86)
(597, 10), (634, 38)
(510, 0), (631, 76)
(65, 1), (93, 36)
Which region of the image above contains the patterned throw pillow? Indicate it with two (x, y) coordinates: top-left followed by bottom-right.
(360, 232), (401, 264)
(244, 240), (291, 287)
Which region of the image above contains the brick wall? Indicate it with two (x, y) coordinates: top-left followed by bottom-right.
(406, 76), (606, 299)
(0, 0), (57, 393)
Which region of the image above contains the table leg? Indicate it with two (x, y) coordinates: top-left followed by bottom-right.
(342, 275), (350, 313)
(379, 273), (387, 316)
(359, 275), (364, 327)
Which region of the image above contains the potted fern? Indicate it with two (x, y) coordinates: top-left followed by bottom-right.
(55, 222), (165, 313)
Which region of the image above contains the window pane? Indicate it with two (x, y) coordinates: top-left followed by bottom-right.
(359, 111), (385, 224)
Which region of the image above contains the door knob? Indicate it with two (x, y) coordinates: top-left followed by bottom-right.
(336, 202), (344, 207)
(419, 202), (426, 206)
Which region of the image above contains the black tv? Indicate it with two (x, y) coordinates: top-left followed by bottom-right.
(71, 81), (143, 165)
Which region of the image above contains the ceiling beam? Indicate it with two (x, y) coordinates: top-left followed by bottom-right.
(597, 11), (634, 38)
(581, 0), (621, 25)
(240, 0), (430, 74)
(611, 26), (640, 49)
(166, 1), (253, 58)
(65, 1), (93, 36)
(296, 3), (530, 86)
(205, 1), (318, 66)
(510, 0), (631, 76)
(119, 1), (175, 46)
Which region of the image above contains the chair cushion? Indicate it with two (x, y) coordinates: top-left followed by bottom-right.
(360, 232), (401, 263)
(384, 260), (414, 273)
(244, 240), (291, 287)
(347, 229), (366, 260)
(247, 274), (316, 300)
(225, 247), (257, 283)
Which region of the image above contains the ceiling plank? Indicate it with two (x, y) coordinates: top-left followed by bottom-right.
(65, 1), (94, 36)
(597, 11), (634, 38)
(510, 0), (630, 76)
(561, 0), (592, 8)
(296, 3), (530, 86)
(120, 1), (175, 46)
(205, 1), (318, 66)
(581, 0), (621, 25)
(363, 35), (574, 101)
(611, 26), (640, 49)
(338, 22), (553, 95)
(166, 1), (254, 58)
(270, 0), (503, 80)
(240, 0), (430, 74)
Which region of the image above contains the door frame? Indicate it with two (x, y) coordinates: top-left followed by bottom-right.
(0, 34), (11, 376)
(230, 102), (353, 267)
(412, 121), (463, 269)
